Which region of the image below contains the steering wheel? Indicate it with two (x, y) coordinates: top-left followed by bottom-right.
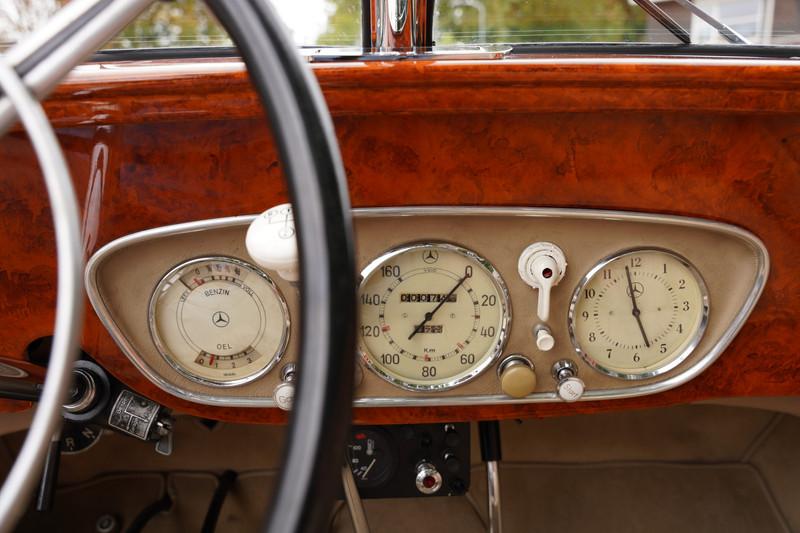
(0, 1), (357, 532)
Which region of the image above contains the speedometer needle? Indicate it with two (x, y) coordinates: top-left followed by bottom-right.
(625, 266), (650, 348)
(408, 269), (470, 340)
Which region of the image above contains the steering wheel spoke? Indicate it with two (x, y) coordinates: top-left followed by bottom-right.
(0, 0), (153, 136)
(0, 1), (357, 532)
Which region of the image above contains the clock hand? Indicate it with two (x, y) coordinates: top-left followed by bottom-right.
(625, 266), (651, 348)
(408, 268), (470, 340)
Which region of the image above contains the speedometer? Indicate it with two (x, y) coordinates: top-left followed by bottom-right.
(358, 243), (510, 391)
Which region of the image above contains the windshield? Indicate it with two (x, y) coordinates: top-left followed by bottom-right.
(1, 0), (799, 51)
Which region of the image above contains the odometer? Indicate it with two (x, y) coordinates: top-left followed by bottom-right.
(358, 243), (510, 391)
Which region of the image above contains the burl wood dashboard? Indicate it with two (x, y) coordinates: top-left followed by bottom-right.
(0, 56), (798, 424)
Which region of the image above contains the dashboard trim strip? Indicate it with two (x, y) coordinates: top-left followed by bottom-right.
(85, 207), (769, 409)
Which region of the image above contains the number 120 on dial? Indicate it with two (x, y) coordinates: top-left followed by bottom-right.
(358, 243), (511, 392)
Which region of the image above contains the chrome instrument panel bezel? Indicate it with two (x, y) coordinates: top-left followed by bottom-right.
(147, 255), (291, 388)
(357, 241), (512, 392)
(85, 207), (769, 408)
(567, 247), (710, 381)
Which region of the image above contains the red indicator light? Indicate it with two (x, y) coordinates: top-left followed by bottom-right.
(355, 433), (367, 440)
(423, 476), (436, 488)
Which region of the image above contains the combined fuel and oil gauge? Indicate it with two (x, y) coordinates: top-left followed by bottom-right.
(148, 257), (290, 387)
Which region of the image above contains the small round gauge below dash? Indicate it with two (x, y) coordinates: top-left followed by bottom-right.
(347, 428), (396, 489)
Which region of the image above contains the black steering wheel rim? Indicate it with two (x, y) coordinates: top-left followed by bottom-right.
(206, 1), (357, 531)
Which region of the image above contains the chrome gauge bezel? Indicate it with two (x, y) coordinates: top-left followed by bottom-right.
(568, 247), (710, 381)
(358, 242), (511, 392)
(148, 256), (291, 388)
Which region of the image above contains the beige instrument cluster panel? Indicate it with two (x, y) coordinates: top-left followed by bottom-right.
(86, 208), (768, 409)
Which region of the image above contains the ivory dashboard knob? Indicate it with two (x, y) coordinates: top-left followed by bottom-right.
(245, 203), (299, 283)
(534, 324), (555, 351)
(498, 355), (537, 398)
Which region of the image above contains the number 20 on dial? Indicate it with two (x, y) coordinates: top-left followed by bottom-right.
(358, 243), (510, 391)
(569, 248), (709, 380)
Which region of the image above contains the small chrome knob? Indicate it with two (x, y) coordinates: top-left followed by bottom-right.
(498, 355), (537, 398)
(552, 359), (584, 402)
(273, 363), (296, 411)
(415, 462), (442, 495)
(534, 324), (555, 351)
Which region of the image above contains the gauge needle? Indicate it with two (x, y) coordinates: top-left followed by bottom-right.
(361, 458), (377, 480)
(625, 266), (651, 348)
(408, 270), (469, 340)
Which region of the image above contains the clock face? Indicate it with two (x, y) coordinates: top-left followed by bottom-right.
(569, 248), (709, 380)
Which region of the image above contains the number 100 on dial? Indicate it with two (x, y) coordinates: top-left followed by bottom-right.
(358, 243), (511, 391)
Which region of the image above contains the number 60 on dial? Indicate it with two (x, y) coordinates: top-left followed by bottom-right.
(358, 243), (510, 392)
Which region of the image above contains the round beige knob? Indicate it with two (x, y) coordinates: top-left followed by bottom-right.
(498, 356), (537, 398)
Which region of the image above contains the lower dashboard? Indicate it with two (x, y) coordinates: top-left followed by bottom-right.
(86, 207), (767, 417)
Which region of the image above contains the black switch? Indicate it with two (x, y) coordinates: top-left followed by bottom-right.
(444, 424), (460, 447)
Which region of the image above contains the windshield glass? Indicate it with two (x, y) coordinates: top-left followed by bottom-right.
(1, 0), (798, 50)
(435, 0), (800, 45)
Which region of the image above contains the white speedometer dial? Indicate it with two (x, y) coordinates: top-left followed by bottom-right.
(149, 257), (290, 387)
(569, 248), (709, 380)
(358, 243), (510, 391)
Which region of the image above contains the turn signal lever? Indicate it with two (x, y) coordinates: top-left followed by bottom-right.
(59, 361), (174, 456)
(0, 359), (175, 455)
(28, 359), (174, 512)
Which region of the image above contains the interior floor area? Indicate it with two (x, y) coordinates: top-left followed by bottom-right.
(5, 404), (799, 532)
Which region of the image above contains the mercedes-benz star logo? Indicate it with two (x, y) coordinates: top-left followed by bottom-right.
(626, 282), (645, 298)
(212, 311), (230, 328)
(422, 249), (439, 264)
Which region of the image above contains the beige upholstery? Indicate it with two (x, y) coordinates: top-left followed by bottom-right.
(9, 405), (800, 532)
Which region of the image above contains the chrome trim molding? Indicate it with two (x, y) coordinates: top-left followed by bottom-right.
(85, 207), (769, 409)
(567, 247), (710, 381)
(357, 241), (512, 392)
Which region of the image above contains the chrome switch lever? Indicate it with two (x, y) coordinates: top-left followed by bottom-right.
(518, 242), (567, 323)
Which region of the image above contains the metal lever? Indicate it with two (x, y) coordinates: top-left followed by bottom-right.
(341, 463), (370, 533)
(478, 421), (503, 533)
(35, 430), (61, 512)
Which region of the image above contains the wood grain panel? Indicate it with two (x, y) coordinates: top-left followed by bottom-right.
(0, 57), (798, 423)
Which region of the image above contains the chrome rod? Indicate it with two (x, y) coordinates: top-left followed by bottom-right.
(0, 0), (154, 134)
(0, 59), (83, 533)
(486, 460), (502, 533)
(632, 0), (692, 44)
(341, 464), (370, 533)
(673, 0), (750, 44)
